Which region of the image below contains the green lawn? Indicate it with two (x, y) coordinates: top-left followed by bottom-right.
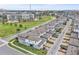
(9, 39), (47, 55)
(0, 16), (54, 37)
(8, 42), (32, 55)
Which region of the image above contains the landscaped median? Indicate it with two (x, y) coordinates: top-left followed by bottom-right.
(8, 39), (47, 55)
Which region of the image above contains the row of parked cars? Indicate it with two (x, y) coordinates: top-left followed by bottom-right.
(57, 26), (72, 55)
(43, 19), (67, 51)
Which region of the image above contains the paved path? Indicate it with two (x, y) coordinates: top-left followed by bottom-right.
(47, 19), (72, 55)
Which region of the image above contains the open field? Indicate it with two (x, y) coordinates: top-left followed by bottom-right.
(0, 16), (53, 37)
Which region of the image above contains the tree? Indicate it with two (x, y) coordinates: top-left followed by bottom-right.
(6, 23), (9, 25)
(24, 26), (27, 29)
(2, 18), (5, 24)
(16, 28), (20, 32)
(30, 44), (33, 47)
(10, 23), (13, 26)
(15, 37), (18, 42)
(39, 17), (42, 19)
(14, 23), (17, 27)
(19, 24), (23, 28)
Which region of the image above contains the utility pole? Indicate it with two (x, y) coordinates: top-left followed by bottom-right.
(29, 4), (32, 21)
(29, 4), (31, 10)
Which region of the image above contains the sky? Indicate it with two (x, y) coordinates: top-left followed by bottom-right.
(0, 4), (79, 10)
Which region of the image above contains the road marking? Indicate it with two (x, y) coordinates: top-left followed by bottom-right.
(0, 38), (8, 47)
(0, 39), (8, 43)
(0, 43), (8, 47)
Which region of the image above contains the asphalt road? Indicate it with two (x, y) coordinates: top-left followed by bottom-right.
(0, 45), (25, 55)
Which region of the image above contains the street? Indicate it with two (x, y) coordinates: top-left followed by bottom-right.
(0, 44), (25, 55)
(47, 19), (72, 55)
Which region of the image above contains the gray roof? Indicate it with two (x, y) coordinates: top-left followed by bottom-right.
(40, 33), (51, 39)
(19, 35), (41, 42)
(66, 31), (79, 55)
(37, 38), (46, 47)
(69, 38), (79, 47)
(18, 19), (56, 41)
(46, 30), (55, 35)
(66, 45), (78, 55)
(18, 17), (65, 47)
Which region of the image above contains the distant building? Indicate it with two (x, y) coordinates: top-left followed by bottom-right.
(6, 13), (35, 21)
(7, 14), (18, 21)
(22, 13), (35, 21)
(73, 20), (79, 38)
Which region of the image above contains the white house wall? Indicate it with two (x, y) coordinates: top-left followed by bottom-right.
(18, 37), (44, 49)
(25, 39), (35, 44)
(74, 29), (79, 33)
(22, 14), (35, 20)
